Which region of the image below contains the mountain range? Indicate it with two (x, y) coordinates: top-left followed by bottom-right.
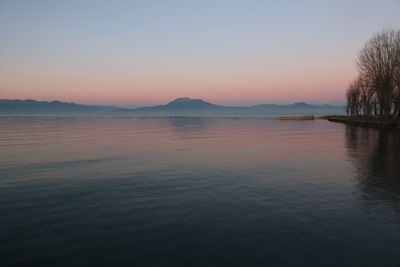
(0, 98), (345, 115)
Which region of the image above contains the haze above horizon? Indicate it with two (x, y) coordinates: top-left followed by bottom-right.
(1, 0), (399, 106)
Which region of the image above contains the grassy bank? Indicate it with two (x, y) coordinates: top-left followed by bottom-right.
(276, 116), (315, 120)
(276, 115), (341, 120)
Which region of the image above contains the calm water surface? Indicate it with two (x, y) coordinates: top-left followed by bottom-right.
(1, 116), (400, 266)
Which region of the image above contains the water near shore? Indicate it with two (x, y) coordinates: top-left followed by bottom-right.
(1, 116), (400, 266)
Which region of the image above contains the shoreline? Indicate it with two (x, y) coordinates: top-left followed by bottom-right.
(327, 116), (400, 130)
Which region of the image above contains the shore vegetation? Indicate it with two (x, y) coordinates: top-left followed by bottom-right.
(346, 28), (400, 121)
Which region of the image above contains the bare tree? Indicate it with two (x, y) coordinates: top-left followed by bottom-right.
(393, 87), (400, 118)
(356, 28), (400, 119)
(395, 61), (400, 119)
(357, 76), (375, 117)
(346, 79), (362, 117)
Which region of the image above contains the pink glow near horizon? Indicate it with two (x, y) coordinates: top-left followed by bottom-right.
(0, 65), (355, 106)
(0, 79), (351, 106)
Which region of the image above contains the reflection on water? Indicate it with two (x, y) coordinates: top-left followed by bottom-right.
(0, 116), (400, 266)
(346, 125), (400, 196)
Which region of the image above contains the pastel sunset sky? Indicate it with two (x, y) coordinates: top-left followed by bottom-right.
(1, 0), (399, 106)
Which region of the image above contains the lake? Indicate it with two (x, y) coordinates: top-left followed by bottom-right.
(1, 116), (400, 266)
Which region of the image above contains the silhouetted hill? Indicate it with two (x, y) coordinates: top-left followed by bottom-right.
(133, 97), (344, 115)
(0, 99), (130, 115)
(166, 97), (218, 109)
(0, 98), (345, 116)
(134, 97), (220, 114)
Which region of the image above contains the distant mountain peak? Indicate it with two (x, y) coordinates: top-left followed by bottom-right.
(159, 97), (218, 110)
(293, 102), (311, 107)
(168, 97), (194, 105)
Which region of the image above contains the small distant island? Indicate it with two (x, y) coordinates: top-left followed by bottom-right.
(330, 28), (400, 130)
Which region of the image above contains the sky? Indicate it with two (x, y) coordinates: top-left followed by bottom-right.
(0, 0), (399, 107)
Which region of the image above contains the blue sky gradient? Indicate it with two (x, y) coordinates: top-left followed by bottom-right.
(1, 0), (399, 106)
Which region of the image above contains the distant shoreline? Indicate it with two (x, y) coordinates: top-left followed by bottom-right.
(0, 98), (345, 117)
(0, 114), (328, 118)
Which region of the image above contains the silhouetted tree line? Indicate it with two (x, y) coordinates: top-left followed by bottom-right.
(346, 29), (400, 120)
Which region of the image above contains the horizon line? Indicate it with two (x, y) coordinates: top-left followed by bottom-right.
(0, 97), (346, 108)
